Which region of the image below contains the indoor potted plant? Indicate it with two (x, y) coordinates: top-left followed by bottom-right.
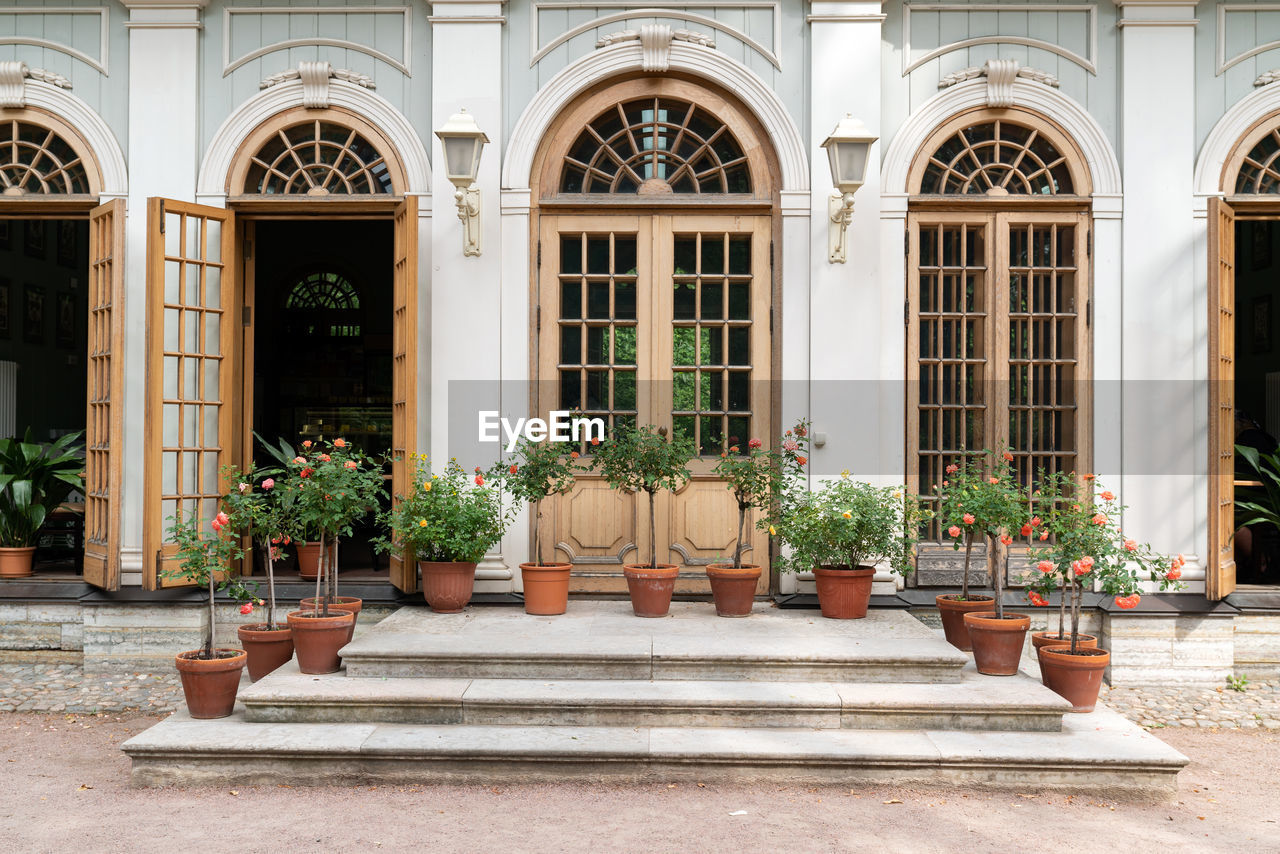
(496, 436), (585, 615)
(1028, 472), (1185, 710)
(770, 465), (927, 619)
(940, 450), (1032, 674)
(592, 424), (694, 617)
(381, 457), (512, 613)
(255, 434), (334, 581)
(164, 506), (257, 718)
(0, 430), (84, 578)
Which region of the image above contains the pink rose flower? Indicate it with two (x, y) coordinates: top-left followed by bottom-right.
(261, 478), (275, 490)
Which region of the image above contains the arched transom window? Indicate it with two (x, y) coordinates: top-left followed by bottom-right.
(243, 120), (394, 195)
(284, 271), (362, 337)
(1235, 125), (1280, 194)
(560, 97), (752, 195)
(0, 119), (92, 195)
(919, 119), (1074, 196)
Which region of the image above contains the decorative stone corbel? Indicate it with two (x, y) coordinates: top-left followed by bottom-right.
(595, 25), (716, 72)
(0, 62), (73, 109)
(1256, 69), (1280, 88)
(259, 62), (377, 107)
(938, 59), (1060, 107)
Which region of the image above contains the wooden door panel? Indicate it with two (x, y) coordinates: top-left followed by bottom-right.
(1207, 198), (1236, 599)
(390, 195), (419, 592)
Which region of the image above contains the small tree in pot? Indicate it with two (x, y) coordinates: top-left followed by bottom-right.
(592, 424), (694, 618)
(380, 457), (513, 613)
(495, 437), (585, 615)
(0, 430), (84, 578)
(1027, 472), (1185, 710)
(164, 507), (257, 718)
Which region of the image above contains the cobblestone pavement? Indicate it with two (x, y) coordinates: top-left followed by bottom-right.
(1100, 678), (1280, 730)
(0, 663), (182, 714)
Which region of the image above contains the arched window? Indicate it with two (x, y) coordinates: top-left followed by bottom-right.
(0, 118), (92, 195)
(242, 120), (394, 195)
(918, 119), (1074, 196)
(1234, 124), (1280, 194)
(283, 272), (362, 337)
(559, 97), (752, 195)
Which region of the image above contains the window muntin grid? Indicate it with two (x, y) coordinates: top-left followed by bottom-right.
(557, 232), (639, 444)
(285, 271), (361, 310)
(242, 120), (394, 195)
(560, 98), (752, 195)
(671, 232), (754, 456)
(0, 119), (91, 195)
(920, 120), (1074, 196)
(1235, 126), (1280, 194)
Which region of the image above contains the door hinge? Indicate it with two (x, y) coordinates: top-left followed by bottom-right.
(769, 305), (774, 334)
(536, 304), (541, 333)
(769, 240), (774, 270)
(904, 299), (910, 326)
(536, 240), (542, 270)
(1086, 229), (1092, 259)
(242, 306), (252, 327)
(1086, 298), (1092, 328)
(158, 201), (165, 233)
(905, 230), (910, 256)
(244, 239), (252, 261)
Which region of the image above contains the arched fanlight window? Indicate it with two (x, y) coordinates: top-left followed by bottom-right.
(919, 119), (1075, 196)
(243, 120), (394, 195)
(0, 119), (92, 195)
(1235, 125), (1280, 194)
(560, 97), (752, 195)
(284, 272), (362, 337)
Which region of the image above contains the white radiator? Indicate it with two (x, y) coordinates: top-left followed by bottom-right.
(1267, 371), (1280, 441)
(0, 360), (14, 439)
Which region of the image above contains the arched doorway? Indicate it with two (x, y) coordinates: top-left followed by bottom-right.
(905, 108), (1094, 588)
(529, 76), (780, 595)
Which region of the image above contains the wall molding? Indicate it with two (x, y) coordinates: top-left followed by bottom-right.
(1217, 4), (1280, 76)
(1195, 83), (1280, 196)
(222, 6), (412, 77)
(0, 6), (109, 76)
(903, 4), (1098, 76)
(17, 79), (128, 198)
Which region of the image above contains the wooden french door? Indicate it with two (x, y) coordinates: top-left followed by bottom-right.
(536, 213), (772, 594)
(907, 210), (1091, 586)
(1207, 198), (1236, 599)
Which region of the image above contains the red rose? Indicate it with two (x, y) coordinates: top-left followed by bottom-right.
(475, 474), (484, 486)
(1020, 524), (1032, 537)
(239, 602), (253, 615)
(301, 468), (313, 478)
(748, 438), (763, 450)
(509, 465), (518, 475)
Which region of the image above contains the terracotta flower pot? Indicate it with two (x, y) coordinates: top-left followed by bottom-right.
(236, 624), (294, 682)
(1031, 631), (1097, 652)
(1039, 645), (1111, 712)
(295, 541), (337, 581)
(286, 609), (355, 674)
(623, 564), (679, 618)
(706, 564), (761, 617)
(174, 649), (247, 719)
(935, 594), (996, 651)
(419, 561), (477, 613)
(300, 596), (363, 643)
(964, 611), (1031, 676)
(813, 565), (875, 619)
(0, 546), (36, 579)
(520, 563), (572, 616)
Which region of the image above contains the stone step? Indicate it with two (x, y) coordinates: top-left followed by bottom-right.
(122, 706), (1187, 797)
(240, 662), (1070, 732)
(338, 603), (969, 683)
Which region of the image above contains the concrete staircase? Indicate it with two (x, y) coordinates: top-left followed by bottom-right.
(122, 602), (1188, 795)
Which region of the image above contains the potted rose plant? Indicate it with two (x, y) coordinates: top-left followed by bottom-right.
(939, 450), (1032, 674)
(380, 457), (512, 613)
(592, 424), (694, 617)
(496, 437), (585, 615)
(164, 507), (257, 718)
(770, 464), (928, 620)
(0, 430), (83, 578)
(1027, 473), (1185, 711)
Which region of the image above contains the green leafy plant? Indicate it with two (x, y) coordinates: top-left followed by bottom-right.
(592, 424), (694, 569)
(0, 430), (84, 548)
(936, 449), (1029, 618)
(711, 431), (793, 569)
(1026, 472), (1185, 653)
(380, 457), (512, 564)
(1227, 673), (1249, 692)
(493, 437), (586, 566)
(163, 508), (257, 660)
(220, 459), (302, 630)
(1235, 444), (1280, 530)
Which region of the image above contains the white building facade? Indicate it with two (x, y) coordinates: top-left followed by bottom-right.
(2, 0), (1280, 680)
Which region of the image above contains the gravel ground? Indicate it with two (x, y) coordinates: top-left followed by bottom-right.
(0, 714), (1276, 853)
(1101, 679), (1280, 730)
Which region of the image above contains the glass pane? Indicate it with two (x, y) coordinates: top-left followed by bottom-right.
(184, 311), (199, 354)
(674, 237), (696, 275)
(673, 281), (696, 320)
(204, 405), (219, 446)
(673, 415), (696, 447)
(164, 260), (181, 305)
(186, 216), (202, 262)
(164, 213), (181, 257)
(163, 356), (179, 398)
(614, 280), (636, 320)
(702, 235), (724, 274)
(614, 326), (636, 365)
(673, 327), (695, 366)
(728, 327), (750, 365)
(162, 404), (180, 445)
(587, 237), (610, 274)
(162, 452), (177, 493)
(560, 280), (581, 320)
(702, 370), (721, 410)
(205, 312), (220, 355)
(203, 359), (219, 402)
(587, 281), (610, 318)
(587, 326), (607, 364)
(559, 370), (580, 409)
(673, 371), (696, 411)
(614, 371), (636, 410)
(560, 325), (581, 364)
(615, 237), (637, 275)
(585, 370), (607, 410)
(205, 265), (221, 310)
(728, 282), (750, 320)
(729, 236), (751, 274)
(183, 358), (197, 401)
(560, 236), (582, 275)
(700, 418), (723, 455)
(728, 372), (749, 411)
(700, 280), (723, 320)
(727, 416), (750, 451)
(206, 219), (221, 264)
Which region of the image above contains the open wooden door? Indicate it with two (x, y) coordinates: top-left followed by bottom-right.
(389, 195), (418, 593)
(1207, 197), (1236, 599)
(142, 199), (238, 589)
(82, 199), (125, 590)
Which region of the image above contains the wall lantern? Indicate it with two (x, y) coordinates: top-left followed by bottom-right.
(435, 108), (489, 257)
(820, 114), (878, 264)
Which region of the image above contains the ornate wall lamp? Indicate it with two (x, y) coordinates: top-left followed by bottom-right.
(435, 109), (489, 257)
(820, 114), (878, 264)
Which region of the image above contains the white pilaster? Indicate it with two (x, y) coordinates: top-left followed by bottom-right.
(119, 0), (207, 586)
(1117, 1), (1203, 585)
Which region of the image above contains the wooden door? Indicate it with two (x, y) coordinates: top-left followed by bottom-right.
(536, 214), (772, 594)
(390, 195), (419, 592)
(1207, 198), (1236, 599)
(82, 200), (125, 590)
(142, 199), (238, 588)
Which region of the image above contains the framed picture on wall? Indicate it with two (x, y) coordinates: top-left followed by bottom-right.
(0, 280), (10, 339)
(55, 291), (75, 349)
(0, 220), (10, 250)
(1254, 295), (1273, 355)
(1253, 221), (1274, 272)
(23, 284), (44, 344)
(23, 220), (45, 260)
(57, 221), (77, 269)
